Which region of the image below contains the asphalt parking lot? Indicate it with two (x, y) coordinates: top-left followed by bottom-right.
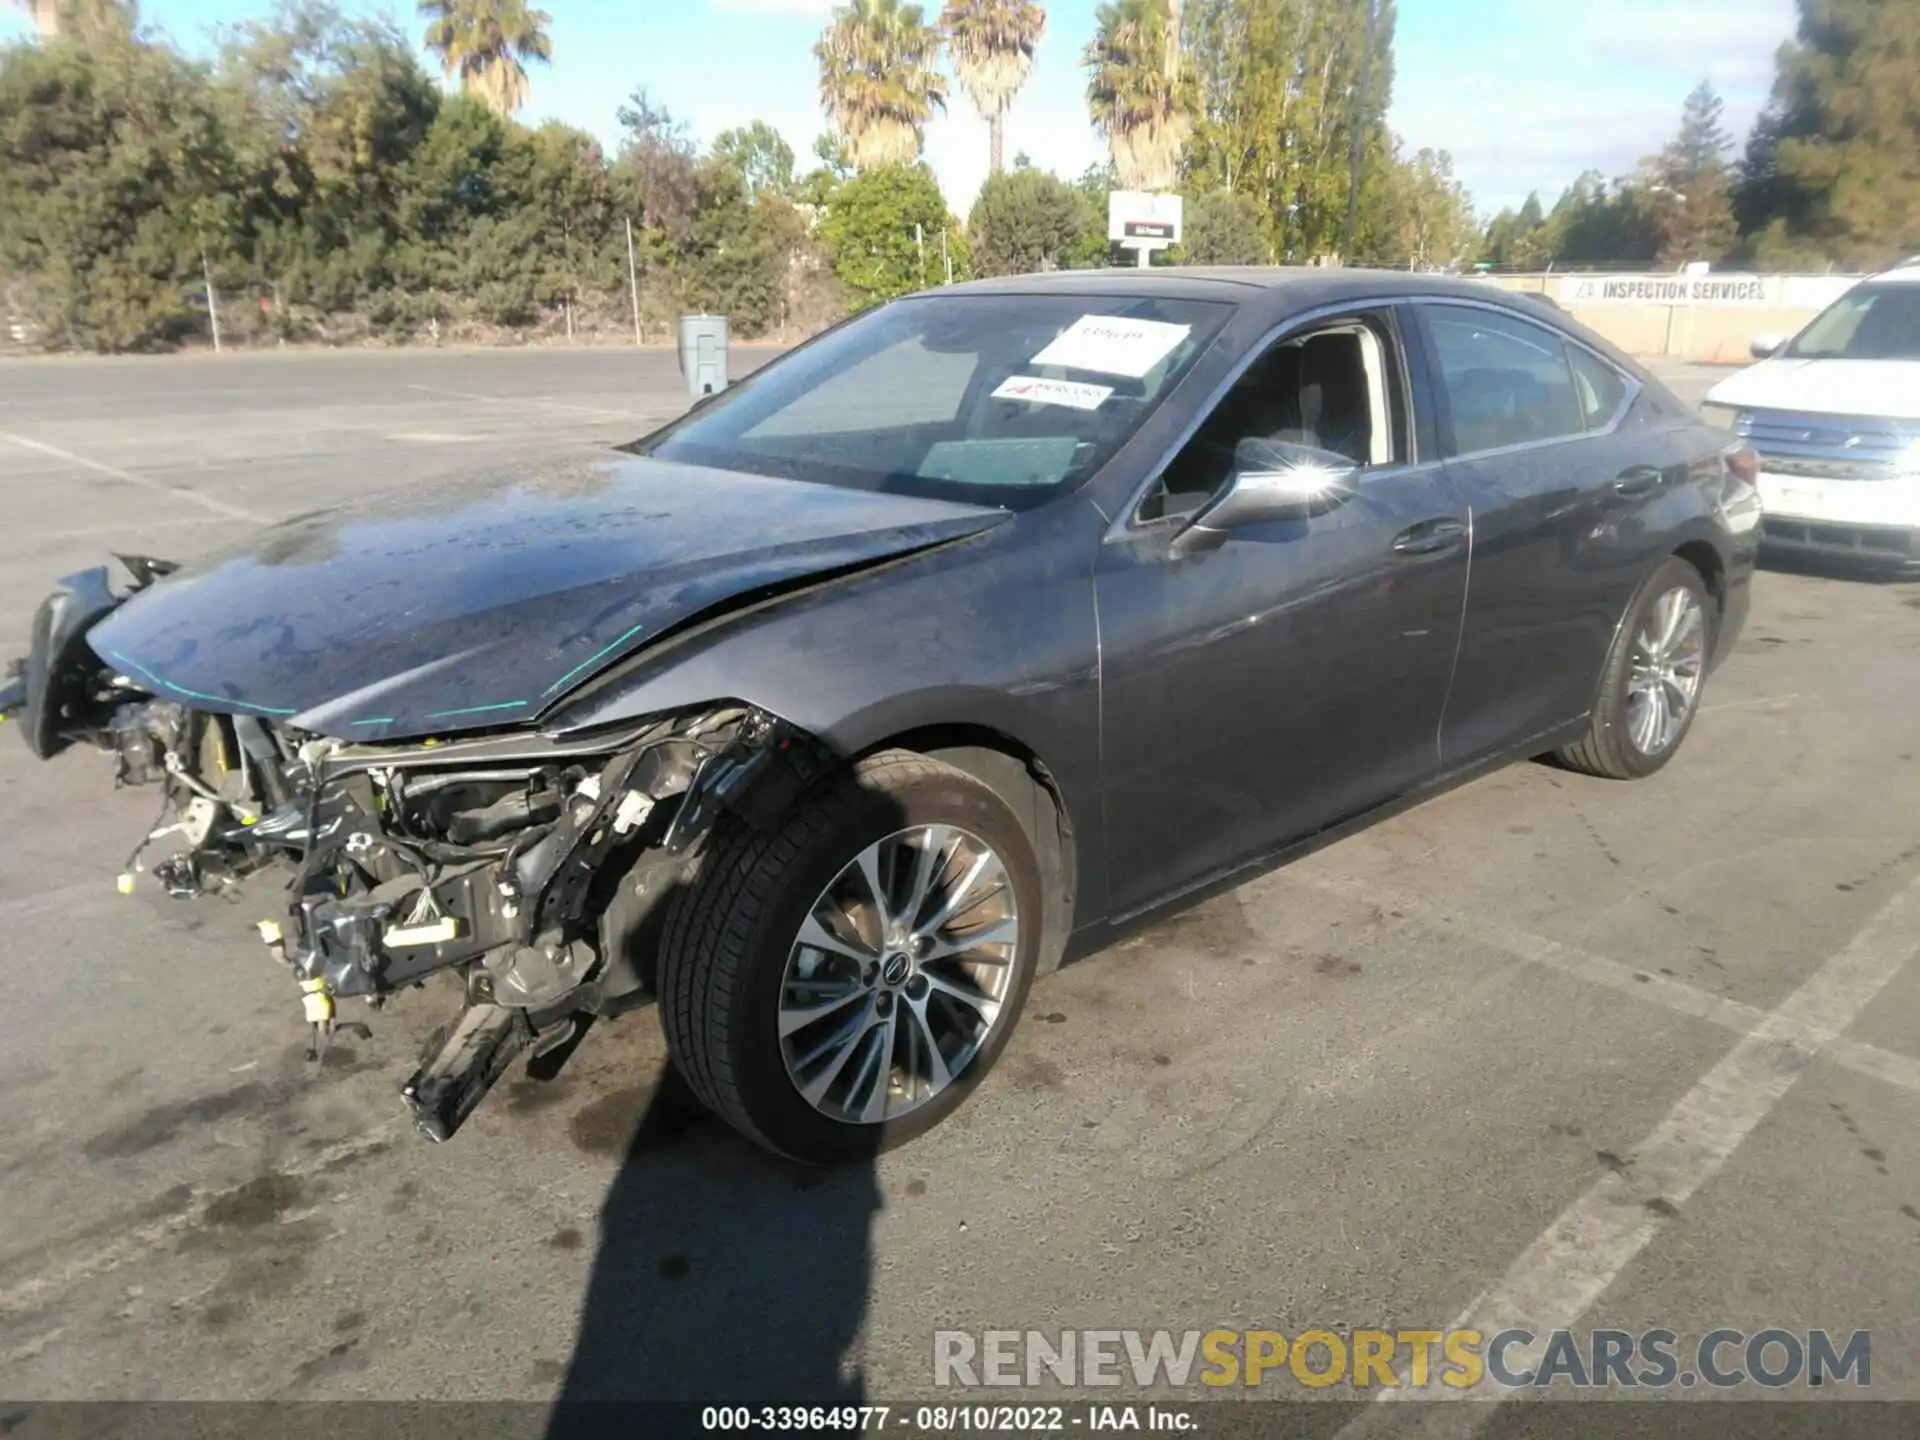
(1, 346), (1917, 1428)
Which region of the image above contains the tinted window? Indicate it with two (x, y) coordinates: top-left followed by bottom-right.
(642, 293), (1231, 511)
(1786, 283), (1920, 361)
(1426, 305), (1584, 454)
(1568, 345), (1628, 428)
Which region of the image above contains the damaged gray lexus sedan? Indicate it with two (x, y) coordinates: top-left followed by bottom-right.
(0, 270), (1761, 1163)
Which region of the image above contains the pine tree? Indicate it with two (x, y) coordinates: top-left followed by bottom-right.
(1742, 0), (1920, 267)
(1646, 80), (1738, 266)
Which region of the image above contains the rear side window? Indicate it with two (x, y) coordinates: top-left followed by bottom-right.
(1425, 305), (1585, 455)
(1568, 345), (1629, 428)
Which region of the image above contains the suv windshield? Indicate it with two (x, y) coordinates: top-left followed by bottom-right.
(1786, 282), (1920, 361)
(640, 292), (1231, 511)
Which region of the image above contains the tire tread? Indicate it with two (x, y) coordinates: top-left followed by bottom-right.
(1555, 556), (1711, 781)
(656, 750), (963, 1156)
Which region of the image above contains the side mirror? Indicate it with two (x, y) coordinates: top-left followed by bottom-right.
(1177, 439), (1359, 548)
(1750, 333), (1786, 360)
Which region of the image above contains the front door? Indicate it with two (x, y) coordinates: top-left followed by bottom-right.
(1095, 307), (1470, 919)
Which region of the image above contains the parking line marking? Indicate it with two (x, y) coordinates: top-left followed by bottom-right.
(405, 383), (639, 420)
(21, 514), (243, 543)
(1698, 692), (1799, 714)
(0, 431), (266, 523)
(1298, 871), (1920, 1097)
(1334, 865), (1920, 1435)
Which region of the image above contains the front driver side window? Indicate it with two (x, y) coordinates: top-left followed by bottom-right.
(1138, 315), (1405, 522)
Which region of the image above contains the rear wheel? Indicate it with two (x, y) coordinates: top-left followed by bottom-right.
(1557, 557), (1713, 780)
(657, 750), (1041, 1164)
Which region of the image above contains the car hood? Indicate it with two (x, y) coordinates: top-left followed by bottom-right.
(1706, 358), (1920, 421)
(87, 455), (1008, 739)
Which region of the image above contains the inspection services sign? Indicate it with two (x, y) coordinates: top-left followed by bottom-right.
(1557, 274), (1775, 305)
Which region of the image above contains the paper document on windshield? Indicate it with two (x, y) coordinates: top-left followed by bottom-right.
(991, 375), (1113, 411)
(1030, 315), (1191, 379)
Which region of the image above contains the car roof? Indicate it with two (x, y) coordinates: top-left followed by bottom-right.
(942, 265), (1541, 315)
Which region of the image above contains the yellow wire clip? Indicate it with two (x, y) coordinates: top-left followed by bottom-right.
(299, 978), (334, 1026)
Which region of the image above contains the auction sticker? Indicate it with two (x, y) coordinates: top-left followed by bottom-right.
(1030, 315), (1191, 378)
(991, 375), (1114, 411)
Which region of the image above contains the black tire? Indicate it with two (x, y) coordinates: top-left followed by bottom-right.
(1557, 556), (1714, 780)
(656, 749), (1043, 1164)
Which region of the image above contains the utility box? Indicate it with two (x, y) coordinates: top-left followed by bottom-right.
(678, 314), (729, 398)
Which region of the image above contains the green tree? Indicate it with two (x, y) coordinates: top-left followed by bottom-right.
(1740, 0), (1920, 267)
(1178, 189), (1265, 263)
(1183, 0), (1397, 260)
(1482, 191), (1552, 269)
(613, 88), (700, 233)
(941, 0), (1046, 178)
(968, 166), (1095, 274)
(1547, 170), (1658, 266)
(814, 0), (946, 171)
(677, 162), (785, 331)
(795, 133), (854, 207)
(1363, 144), (1475, 270)
(417, 0), (552, 119)
(1083, 0), (1189, 191)
(215, 3), (440, 324)
(1643, 80), (1738, 266)
(712, 120), (796, 198)
(0, 29), (239, 349)
(818, 162), (955, 303)
(0, 0), (856, 351)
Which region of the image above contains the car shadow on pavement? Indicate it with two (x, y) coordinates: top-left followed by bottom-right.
(545, 1060), (882, 1430)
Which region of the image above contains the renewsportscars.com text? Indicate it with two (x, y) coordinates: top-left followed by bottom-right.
(933, 1328), (1870, 1391)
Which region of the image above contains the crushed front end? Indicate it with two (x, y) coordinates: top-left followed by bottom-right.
(2, 561), (826, 1142)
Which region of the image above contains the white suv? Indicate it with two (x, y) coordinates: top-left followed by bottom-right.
(1703, 262), (1920, 571)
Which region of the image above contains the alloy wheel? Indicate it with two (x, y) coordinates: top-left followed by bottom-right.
(779, 825), (1020, 1125)
(1626, 585), (1706, 755)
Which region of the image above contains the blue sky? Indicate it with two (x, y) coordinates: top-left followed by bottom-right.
(1, 0), (1799, 217)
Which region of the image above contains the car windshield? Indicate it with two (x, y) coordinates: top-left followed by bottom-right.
(639, 292), (1232, 511)
(1785, 283), (1920, 361)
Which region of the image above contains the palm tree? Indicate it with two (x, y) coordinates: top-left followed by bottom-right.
(942, 0), (1045, 178)
(815, 0), (947, 171)
(1083, 0), (1189, 191)
(418, 0), (553, 119)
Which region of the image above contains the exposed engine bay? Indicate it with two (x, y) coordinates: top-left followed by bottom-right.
(2, 559), (829, 1142)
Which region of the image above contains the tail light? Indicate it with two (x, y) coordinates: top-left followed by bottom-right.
(1724, 443), (1759, 483)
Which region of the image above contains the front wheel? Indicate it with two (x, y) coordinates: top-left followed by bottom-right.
(1557, 556), (1714, 780)
(657, 751), (1042, 1164)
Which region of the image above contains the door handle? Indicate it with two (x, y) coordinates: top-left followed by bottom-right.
(1613, 465), (1664, 498)
(1391, 517), (1468, 556)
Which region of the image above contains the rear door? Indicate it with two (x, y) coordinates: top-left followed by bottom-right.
(1412, 300), (1679, 766)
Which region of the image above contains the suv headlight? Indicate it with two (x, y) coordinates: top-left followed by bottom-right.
(1699, 402), (1747, 433)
